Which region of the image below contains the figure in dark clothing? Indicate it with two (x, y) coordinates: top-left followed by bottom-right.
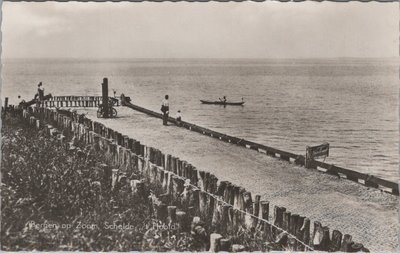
(161, 95), (169, 126)
(17, 95), (26, 109)
(37, 82), (44, 101)
(176, 110), (182, 126)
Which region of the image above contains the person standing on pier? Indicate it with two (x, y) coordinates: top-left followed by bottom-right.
(37, 82), (44, 101)
(176, 110), (182, 126)
(161, 95), (169, 126)
(17, 95), (26, 109)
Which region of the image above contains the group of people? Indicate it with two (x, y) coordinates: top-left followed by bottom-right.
(161, 95), (181, 126)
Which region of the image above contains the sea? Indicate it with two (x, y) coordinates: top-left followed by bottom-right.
(2, 58), (399, 181)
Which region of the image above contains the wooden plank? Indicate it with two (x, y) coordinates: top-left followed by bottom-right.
(367, 175), (399, 193)
(315, 161), (398, 193)
(252, 195), (261, 227)
(280, 154), (290, 162)
(340, 234), (353, 252)
(273, 206), (285, 236)
(312, 221), (322, 249)
(289, 214), (299, 235)
(260, 201), (269, 220)
(260, 201), (272, 241)
(191, 166), (198, 186)
(295, 216), (305, 251)
(301, 218), (311, 246)
(314, 161), (364, 180)
(320, 226), (331, 251)
(330, 230), (342, 251)
(282, 211), (291, 231)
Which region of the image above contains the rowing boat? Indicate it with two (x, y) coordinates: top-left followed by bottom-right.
(200, 100), (245, 106)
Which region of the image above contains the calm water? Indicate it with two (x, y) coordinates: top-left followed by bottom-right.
(2, 58), (399, 181)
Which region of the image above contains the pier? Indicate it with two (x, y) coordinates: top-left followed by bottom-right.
(27, 91), (397, 196)
(120, 96), (398, 196)
(75, 106), (397, 251)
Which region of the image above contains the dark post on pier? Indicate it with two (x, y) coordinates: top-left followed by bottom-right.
(4, 97), (9, 112)
(102, 78), (109, 118)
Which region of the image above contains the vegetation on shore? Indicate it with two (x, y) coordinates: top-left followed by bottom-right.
(1, 116), (195, 251)
(1, 112), (330, 252)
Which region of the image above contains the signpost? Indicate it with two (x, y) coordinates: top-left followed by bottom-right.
(305, 143), (329, 169)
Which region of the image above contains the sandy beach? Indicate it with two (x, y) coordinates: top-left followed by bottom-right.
(78, 106), (398, 251)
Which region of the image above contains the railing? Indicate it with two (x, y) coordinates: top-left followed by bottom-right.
(40, 96), (120, 108)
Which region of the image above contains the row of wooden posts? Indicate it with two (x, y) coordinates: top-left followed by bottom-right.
(18, 106), (370, 252)
(2, 95), (119, 109)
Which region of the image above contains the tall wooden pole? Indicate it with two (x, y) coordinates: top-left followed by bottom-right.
(305, 146), (310, 169)
(4, 97), (8, 112)
(102, 78), (109, 118)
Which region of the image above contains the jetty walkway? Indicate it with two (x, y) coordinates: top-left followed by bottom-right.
(78, 106), (398, 251)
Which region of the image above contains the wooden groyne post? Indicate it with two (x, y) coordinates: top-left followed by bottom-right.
(102, 78), (109, 118)
(4, 97), (8, 111)
(2, 97), (9, 118)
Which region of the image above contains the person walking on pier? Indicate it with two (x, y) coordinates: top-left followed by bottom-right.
(176, 110), (182, 126)
(161, 95), (169, 126)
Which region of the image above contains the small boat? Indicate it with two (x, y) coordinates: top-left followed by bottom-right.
(200, 100), (245, 106)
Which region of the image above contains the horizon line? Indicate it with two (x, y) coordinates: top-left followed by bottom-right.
(2, 56), (399, 60)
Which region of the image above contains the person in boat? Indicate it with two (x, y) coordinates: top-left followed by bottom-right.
(219, 96), (227, 104)
(161, 95), (169, 126)
(176, 110), (182, 126)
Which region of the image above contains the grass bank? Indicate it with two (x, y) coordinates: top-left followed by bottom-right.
(0, 116), (194, 251)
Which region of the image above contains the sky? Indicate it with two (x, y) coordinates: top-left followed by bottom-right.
(1, 2), (398, 59)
